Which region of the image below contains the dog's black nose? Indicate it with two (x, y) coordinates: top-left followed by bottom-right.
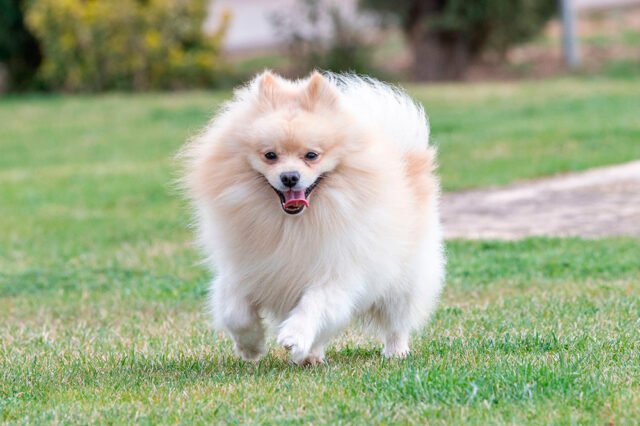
(280, 171), (300, 188)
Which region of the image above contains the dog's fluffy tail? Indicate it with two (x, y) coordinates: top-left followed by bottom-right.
(326, 73), (430, 153)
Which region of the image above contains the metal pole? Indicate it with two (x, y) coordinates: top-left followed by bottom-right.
(560, 0), (581, 69)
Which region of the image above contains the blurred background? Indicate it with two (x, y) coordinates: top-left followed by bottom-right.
(2, 0), (640, 92)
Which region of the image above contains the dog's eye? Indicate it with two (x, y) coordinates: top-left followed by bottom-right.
(264, 151), (278, 161)
(304, 151), (319, 161)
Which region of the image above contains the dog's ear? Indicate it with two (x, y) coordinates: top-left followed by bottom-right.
(258, 70), (280, 106)
(302, 71), (338, 109)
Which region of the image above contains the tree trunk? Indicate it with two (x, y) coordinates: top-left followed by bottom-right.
(410, 32), (473, 81)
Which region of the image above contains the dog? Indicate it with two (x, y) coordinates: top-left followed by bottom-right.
(181, 71), (445, 365)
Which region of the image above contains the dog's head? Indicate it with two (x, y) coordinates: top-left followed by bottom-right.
(242, 71), (355, 215)
(184, 71), (372, 218)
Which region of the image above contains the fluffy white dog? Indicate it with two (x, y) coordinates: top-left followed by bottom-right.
(182, 71), (445, 365)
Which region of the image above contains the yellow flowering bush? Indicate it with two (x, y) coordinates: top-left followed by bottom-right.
(26, 0), (229, 91)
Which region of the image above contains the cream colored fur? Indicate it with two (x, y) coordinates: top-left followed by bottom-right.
(181, 71), (445, 365)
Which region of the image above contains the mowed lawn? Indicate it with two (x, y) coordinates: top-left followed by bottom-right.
(1, 78), (639, 424)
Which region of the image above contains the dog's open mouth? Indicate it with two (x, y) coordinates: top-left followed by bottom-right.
(271, 178), (322, 215)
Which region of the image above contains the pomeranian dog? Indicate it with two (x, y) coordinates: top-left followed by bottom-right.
(182, 71), (444, 365)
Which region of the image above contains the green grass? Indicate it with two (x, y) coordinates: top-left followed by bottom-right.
(1, 78), (639, 424)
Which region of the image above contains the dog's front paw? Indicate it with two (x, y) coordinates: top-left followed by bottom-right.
(300, 354), (325, 366)
(277, 324), (313, 364)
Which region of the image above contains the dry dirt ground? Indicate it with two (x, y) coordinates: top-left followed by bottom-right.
(442, 160), (640, 239)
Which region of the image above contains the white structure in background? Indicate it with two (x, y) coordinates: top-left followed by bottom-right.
(561, 0), (580, 68)
(205, 0), (362, 54)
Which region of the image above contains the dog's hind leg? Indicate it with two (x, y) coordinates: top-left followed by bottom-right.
(371, 295), (413, 358)
(378, 269), (443, 358)
(379, 234), (445, 358)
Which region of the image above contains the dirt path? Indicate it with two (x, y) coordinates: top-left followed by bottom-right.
(442, 160), (640, 239)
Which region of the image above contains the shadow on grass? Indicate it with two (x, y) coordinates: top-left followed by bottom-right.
(59, 332), (584, 388)
(100, 345), (386, 382)
(8, 332), (623, 416)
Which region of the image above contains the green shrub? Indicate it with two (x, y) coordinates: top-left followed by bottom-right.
(25, 0), (229, 91)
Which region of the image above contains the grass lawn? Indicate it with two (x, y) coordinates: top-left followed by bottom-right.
(1, 77), (639, 424)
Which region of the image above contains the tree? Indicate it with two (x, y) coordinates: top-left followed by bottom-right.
(361, 0), (556, 81)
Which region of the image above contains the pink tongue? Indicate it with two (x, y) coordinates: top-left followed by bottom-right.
(283, 190), (309, 208)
